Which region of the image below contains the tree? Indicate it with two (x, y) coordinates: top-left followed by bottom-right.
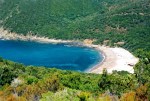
(0, 66), (17, 86)
(98, 69), (109, 91)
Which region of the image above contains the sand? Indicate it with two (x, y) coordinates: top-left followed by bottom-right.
(0, 27), (139, 74)
(88, 46), (139, 74)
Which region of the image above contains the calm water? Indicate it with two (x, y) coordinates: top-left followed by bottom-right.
(0, 40), (103, 72)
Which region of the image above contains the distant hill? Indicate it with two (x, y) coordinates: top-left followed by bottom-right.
(0, 0), (150, 52)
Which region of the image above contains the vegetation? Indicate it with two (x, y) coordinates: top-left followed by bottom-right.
(0, 0), (150, 52)
(0, 50), (149, 100)
(0, 0), (150, 100)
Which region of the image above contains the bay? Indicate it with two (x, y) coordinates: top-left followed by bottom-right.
(0, 40), (103, 72)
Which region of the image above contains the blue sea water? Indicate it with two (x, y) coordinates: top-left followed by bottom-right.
(0, 40), (103, 72)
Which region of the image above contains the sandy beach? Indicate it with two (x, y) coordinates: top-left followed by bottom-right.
(88, 46), (139, 74)
(0, 28), (139, 74)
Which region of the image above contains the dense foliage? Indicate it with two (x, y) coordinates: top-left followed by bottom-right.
(0, 50), (150, 100)
(0, 0), (150, 100)
(0, 0), (150, 52)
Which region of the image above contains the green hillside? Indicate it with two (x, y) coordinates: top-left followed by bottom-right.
(1, 0), (150, 52)
(0, 0), (150, 100)
(0, 51), (150, 100)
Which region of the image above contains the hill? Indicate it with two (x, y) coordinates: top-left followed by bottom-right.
(0, 52), (149, 100)
(0, 0), (150, 52)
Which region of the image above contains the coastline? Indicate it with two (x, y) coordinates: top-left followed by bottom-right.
(88, 46), (139, 74)
(0, 28), (139, 74)
(0, 28), (74, 43)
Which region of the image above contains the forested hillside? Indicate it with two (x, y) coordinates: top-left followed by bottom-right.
(0, 0), (150, 52)
(0, 50), (150, 100)
(0, 0), (150, 100)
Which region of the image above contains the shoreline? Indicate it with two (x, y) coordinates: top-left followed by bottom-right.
(0, 28), (74, 44)
(85, 46), (106, 73)
(88, 46), (139, 74)
(0, 28), (139, 74)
